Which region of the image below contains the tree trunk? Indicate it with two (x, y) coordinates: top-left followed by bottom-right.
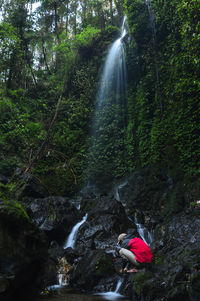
(82, 0), (87, 28)
(65, 0), (69, 35)
(54, 1), (60, 43)
(109, 0), (113, 25)
(114, 0), (123, 20)
(73, 0), (77, 35)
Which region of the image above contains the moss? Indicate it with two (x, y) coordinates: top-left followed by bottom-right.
(95, 256), (114, 276)
(47, 199), (57, 222)
(153, 254), (165, 265)
(134, 270), (153, 296)
(0, 199), (29, 220)
(0, 182), (17, 201)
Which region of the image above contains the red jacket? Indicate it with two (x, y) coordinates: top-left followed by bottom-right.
(128, 237), (153, 263)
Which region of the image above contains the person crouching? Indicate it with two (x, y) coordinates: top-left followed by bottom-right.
(117, 233), (153, 273)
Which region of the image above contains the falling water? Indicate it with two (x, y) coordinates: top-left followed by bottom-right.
(134, 214), (154, 246)
(64, 214), (88, 249)
(95, 18), (127, 111)
(95, 278), (124, 300)
(86, 17), (127, 190)
(114, 180), (128, 202)
(114, 279), (123, 293)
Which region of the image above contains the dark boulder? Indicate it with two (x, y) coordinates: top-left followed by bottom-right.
(66, 195), (138, 293)
(118, 169), (186, 217)
(0, 200), (48, 300)
(15, 168), (49, 199)
(126, 210), (200, 301)
(26, 196), (82, 244)
(76, 195), (134, 252)
(69, 249), (117, 292)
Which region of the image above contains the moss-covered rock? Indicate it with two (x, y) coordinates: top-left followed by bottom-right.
(69, 250), (116, 292)
(0, 200), (48, 300)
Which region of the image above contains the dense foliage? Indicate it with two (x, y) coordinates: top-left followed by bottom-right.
(124, 0), (200, 212)
(0, 0), (200, 208)
(0, 0), (122, 195)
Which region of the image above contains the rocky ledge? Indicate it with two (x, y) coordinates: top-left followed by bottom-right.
(1, 170), (200, 301)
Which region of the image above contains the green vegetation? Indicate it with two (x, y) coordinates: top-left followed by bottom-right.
(0, 199), (29, 220)
(124, 0), (200, 212)
(0, 0), (200, 214)
(95, 256), (114, 276)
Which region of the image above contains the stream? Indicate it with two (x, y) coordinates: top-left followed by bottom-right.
(34, 287), (129, 301)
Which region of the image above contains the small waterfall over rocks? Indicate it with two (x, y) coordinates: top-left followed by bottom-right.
(85, 17), (128, 192)
(134, 214), (154, 245)
(95, 278), (124, 300)
(114, 180), (128, 206)
(64, 213), (88, 249)
(48, 214), (88, 289)
(115, 179), (154, 245)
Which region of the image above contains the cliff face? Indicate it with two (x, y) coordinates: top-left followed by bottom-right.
(124, 0), (200, 203)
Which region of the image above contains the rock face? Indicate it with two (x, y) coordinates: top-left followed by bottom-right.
(26, 196), (82, 244)
(0, 201), (48, 300)
(64, 195), (137, 293)
(2, 171), (200, 301)
(14, 168), (49, 199)
(76, 195), (134, 252)
(62, 193), (200, 301)
(69, 249), (117, 292)
(119, 210), (200, 301)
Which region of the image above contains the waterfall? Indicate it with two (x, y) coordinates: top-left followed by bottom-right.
(85, 17), (127, 190)
(63, 214), (88, 249)
(94, 278), (124, 300)
(114, 278), (123, 293)
(134, 214), (154, 246)
(114, 180), (128, 202)
(48, 213), (88, 290)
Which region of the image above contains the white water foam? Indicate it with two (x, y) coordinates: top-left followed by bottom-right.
(64, 213), (88, 249)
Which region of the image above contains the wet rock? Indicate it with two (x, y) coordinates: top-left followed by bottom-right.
(76, 195), (133, 253)
(0, 201), (48, 300)
(118, 169), (186, 217)
(15, 168), (49, 199)
(26, 196), (82, 244)
(127, 211), (200, 301)
(42, 258), (58, 287)
(69, 249), (116, 292)
(64, 247), (81, 264)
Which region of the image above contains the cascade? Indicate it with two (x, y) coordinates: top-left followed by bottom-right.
(48, 215), (87, 290)
(95, 278), (124, 300)
(63, 214), (88, 249)
(85, 17), (128, 191)
(115, 180), (154, 245)
(134, 214), (154, 246)
(114, 180), (128, 202)
(114, 278), (123, 293)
